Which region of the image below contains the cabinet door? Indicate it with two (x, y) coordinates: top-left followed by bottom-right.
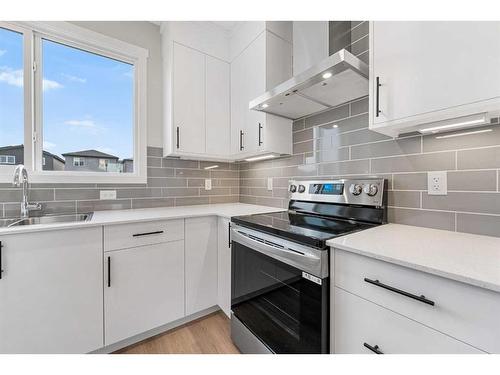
(185, 217), (218, 315)
(0, 228), (103, 353)
(243, 32), (266, 153)
(372, 21), (500, 125)
(230, 51), (246, 155)
(206, 56), (230, 156)
(173, 42), (206, 153)
(104, 241), (185, 346)
(217, 217), (231, 318)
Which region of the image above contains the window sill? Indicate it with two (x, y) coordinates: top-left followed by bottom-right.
(0, 169), (147, 184)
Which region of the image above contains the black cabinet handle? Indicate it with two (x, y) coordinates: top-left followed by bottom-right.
(364, 342), (383, 354)
(132, 230), (164, 237)
(228, 222), (231, 248)
(375, 76), (381, 117)
(239, 130), (244, 151)
(364, 278), (435, 306)
(176, 127), (180, 149)
(0, 241), (3, 280)
(258, 123), (263, 146)
(107, 256), (111, 288)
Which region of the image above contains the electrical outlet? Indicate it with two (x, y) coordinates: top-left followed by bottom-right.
(267, 177), (273, 191)
(427, 171), (447, 195)
(205, 179), (212, 190)
(100, 190), (117, 200)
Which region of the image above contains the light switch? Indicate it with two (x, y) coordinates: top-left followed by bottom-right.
(205, 179), (212, 190)
(427, 171), (447, 195)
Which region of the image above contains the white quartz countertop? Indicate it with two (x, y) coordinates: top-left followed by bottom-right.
(0, 203), (286, 236)
(327, 223), (500, 293)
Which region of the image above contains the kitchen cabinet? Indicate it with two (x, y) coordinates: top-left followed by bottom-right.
(369, 21), (500, 137)
(334, 287), (482, 354)
(217, 217), (231, 317)
(185, 216), (218, 315)
(332, 248), (500, 353)
(0, 228), (103, 353)
(104, 240), (185, 346)
(172, 42), (206, 154)
(231, 30), (293, 158)
(163, 41), (231, 160)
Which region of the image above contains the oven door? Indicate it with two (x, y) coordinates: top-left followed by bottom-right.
(230, 225), (329, 354)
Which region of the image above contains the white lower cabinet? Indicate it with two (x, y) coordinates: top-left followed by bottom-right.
(217, 217), (231, 317)
(104, 240), (185, 346)
(334, 287), (482, 354)
(185, 217), (218, 315)
(0, 228), (103, 354)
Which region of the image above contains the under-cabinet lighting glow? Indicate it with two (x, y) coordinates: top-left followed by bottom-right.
(244, 154), (276, 162)
(322, 72), (332, 79)
(261, 103), (269, 109)
(332, 124), (338, 128)
(435, 129), (493, 139)
(418, 113), (488, 134)
(203, 165), (219, 170)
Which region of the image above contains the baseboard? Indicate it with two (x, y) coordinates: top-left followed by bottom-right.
(91, 305), (221, 354)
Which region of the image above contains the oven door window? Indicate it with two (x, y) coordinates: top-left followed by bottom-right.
(231, 240), (329, 354)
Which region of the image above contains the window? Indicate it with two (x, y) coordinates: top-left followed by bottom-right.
(73, 157), (85, 167)
(0, 155), (16, 164)
(0, 22), (148, 183)
(0, 27), (24, 167)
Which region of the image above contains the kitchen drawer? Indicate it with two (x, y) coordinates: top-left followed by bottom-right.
(334, 287), (482, 354)
(334, 249), (500, 353)
(104, 219), (184, 251)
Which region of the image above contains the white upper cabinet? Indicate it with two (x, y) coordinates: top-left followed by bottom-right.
(163, 21), (293, 161)
(206, 55), (231, 156)
(230, 26), (293, 158)
(162, 22), (231, 161)
(369, 21), (500, 137)
(173, 43), (206, 154)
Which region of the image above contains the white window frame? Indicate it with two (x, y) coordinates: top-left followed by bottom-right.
(73, 157), (85, 167)
(0, 21), (148, 183)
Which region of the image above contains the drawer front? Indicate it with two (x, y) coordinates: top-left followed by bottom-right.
(334, 249), (500, 353)
(104, 219), (184, 251)
(334, 287), (482, 354)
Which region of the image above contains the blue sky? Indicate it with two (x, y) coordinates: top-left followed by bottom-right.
(0, 27), (134, 160)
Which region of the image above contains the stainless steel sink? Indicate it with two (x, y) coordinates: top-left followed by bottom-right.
(0, 213), (93, 228)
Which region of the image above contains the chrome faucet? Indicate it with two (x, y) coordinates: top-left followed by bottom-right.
(12, 165), (42, 218)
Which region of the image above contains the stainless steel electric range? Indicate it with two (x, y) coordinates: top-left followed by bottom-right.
(230, 178), (387, 354)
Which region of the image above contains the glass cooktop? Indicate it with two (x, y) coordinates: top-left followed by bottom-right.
(231, 211), (378, 249)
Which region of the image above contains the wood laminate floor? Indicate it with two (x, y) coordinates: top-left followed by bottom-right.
(115, 311), (240, 354)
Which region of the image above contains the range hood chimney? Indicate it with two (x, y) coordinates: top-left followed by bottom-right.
(249, 22), (369, 120)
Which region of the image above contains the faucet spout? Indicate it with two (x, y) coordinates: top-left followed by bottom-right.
(12, 165), (42, 218)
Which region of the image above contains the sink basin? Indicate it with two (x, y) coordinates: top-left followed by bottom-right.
(0, 213), (93, 228)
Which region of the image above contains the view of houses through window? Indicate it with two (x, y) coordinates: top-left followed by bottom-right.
(0, 26), (135, 173)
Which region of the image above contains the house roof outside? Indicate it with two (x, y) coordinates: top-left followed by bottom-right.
(61, 149), (120, 159)
(0, 144), (65, 164)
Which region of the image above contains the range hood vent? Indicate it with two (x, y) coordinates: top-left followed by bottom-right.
(249, 49), (369, 120)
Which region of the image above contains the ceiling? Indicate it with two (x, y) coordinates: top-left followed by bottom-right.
(211, 21), (239, 31)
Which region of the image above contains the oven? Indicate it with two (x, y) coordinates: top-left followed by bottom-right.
(230, 224), (329, 354)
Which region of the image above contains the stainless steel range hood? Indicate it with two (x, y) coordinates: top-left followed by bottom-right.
(249, 49), (369, 120)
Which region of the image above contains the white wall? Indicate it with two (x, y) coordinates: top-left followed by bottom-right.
(70, 21), (163, 148)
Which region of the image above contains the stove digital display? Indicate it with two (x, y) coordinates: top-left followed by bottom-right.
(309, 183), (344, 195)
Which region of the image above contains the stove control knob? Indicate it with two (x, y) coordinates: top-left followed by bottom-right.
(349, 184), (362, 196)
(363, 184), (379, 196)
(298, 185), (306, 193)
(289, 184), (297, 193)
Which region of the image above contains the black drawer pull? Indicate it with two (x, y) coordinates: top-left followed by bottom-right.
(107, 256), (111, 288)
(132, 230), (164, 237)
(364, 278), (435, 306)
(176, 126), (180, 149)
(364, 342), (383, 354)
(0, 241), (3, 280)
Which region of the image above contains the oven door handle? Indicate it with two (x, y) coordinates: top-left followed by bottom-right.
(231, 227), (328, 278)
